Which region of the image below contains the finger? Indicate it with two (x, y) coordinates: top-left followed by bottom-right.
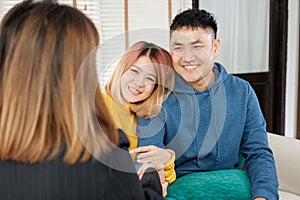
(162, 182), (168, 197)
(129, 145), (156, 154)
(138, 161), (164, 172)
(136, 149), (171, 163)
(137, 166), (145, 180)
(136, 151), (158, 160)
(138, 172), (143, 180)
(156, 163), (164, 170)
(156, 167), (166, 183)
(137, 163), (158, 180)
(137, 163), (150, 178)
(136, 156), (161, 164)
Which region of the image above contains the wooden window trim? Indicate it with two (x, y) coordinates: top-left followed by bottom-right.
(193, 0), (288, 135)
(297, 30), (300, 139)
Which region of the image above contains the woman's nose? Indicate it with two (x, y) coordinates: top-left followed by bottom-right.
(135, 75), (145, 88)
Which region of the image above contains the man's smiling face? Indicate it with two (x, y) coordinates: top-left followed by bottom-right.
(170, 26), (220, 90)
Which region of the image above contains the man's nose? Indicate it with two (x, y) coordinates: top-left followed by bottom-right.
(182, 48), (195, 62)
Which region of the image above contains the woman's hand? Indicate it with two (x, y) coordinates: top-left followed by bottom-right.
(130, 145), (173, 197)
(130, 145), (173, 165)
(137, 161), (168, 197)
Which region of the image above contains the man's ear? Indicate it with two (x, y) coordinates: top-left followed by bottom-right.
(213, 38), (220, 57)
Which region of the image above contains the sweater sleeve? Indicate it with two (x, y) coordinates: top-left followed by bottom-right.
(163, 151), (176, 184)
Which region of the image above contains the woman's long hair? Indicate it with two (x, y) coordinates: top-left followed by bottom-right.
(0, 1), (118, 164)
(105, 41), (174, 118)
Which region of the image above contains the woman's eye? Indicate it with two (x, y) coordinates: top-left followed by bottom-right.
(146, 77), (155, 83)
(130, 68), (138, 74)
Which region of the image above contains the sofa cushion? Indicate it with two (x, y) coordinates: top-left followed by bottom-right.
(279, 191), (300, 200)
(268, 133), (300, 196)
(165, 169), (251, 200)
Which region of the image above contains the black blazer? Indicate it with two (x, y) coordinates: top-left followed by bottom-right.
(0, 130), (163, 200)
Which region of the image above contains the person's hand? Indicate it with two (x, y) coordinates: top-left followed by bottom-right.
(130, 145), (173, 197)
(161, 180), (168, 197)
(137, 161), (168, 197)
(130, 145), (173, 165)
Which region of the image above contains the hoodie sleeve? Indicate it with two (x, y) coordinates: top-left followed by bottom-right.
(136, 110), (166, 148)
(240, 84), (279, 200)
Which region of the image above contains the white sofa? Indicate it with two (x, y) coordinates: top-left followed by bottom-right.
(267, 133), (300, 199)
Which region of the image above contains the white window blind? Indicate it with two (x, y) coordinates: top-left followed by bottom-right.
(57, 0), (125, 88)
(127, 0), (169, 49)
(127, 0), (191, 50)
(1, 0), (192, 88)
(96, 0), (192, 87)
(96, 0), (125, 88)
(57, 1), (192, 88)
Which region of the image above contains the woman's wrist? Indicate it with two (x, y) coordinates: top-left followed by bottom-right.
(166, 149), (174, 157)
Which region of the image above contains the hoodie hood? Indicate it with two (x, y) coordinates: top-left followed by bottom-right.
(169, 62), (228, 159)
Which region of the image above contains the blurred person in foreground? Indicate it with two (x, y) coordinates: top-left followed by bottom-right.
(0, 1), (163, 199)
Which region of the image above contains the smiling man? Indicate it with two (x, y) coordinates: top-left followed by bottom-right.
(170, 25), (219, 92)
(137, 9), (279, 200)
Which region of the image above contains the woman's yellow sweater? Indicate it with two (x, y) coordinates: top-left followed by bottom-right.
(103, 93), (176, 184)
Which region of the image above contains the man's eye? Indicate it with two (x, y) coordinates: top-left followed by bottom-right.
(174, 46), (182, 51)
(194, 45), (202, 49)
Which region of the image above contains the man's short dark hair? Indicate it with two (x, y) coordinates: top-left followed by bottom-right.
(170, 9), (218, 39)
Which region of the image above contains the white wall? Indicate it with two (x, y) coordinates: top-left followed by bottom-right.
(285, 0), (300, 138)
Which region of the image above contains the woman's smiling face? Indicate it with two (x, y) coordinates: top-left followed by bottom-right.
(120, 56), (157, 103)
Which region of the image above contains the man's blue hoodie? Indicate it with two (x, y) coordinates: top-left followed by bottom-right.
(137, 62), (279, 199)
